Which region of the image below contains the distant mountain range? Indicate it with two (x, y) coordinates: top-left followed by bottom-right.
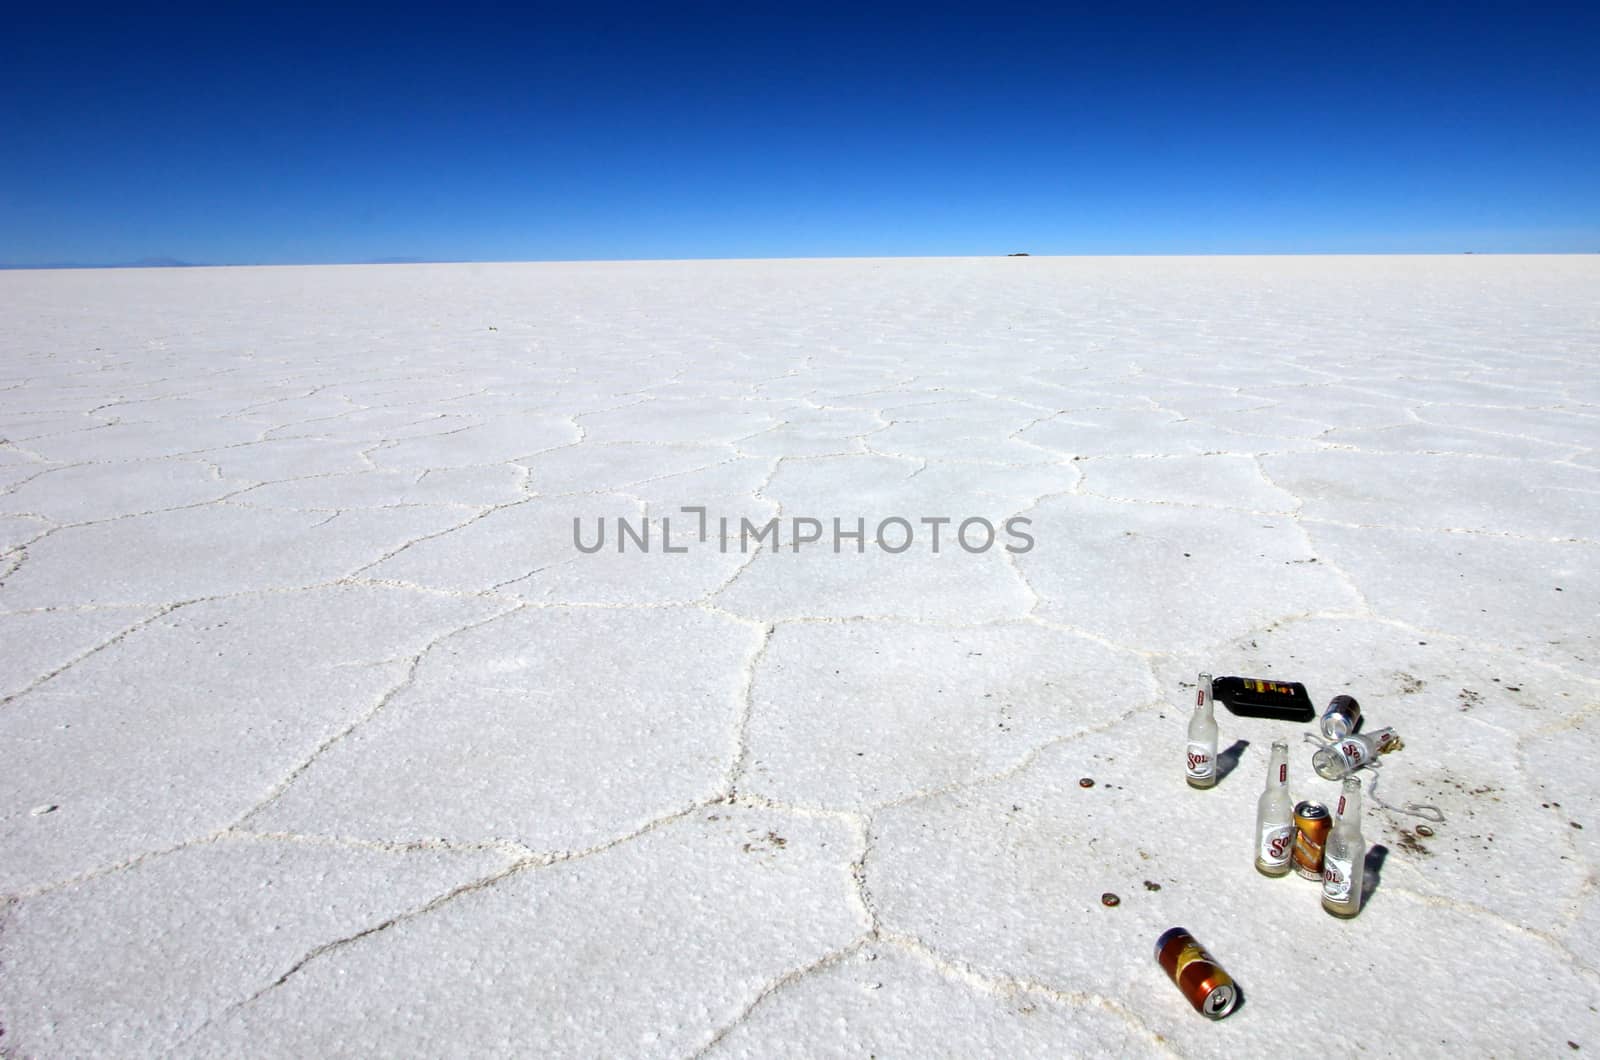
(0, 257), (206, 270)
(0, 256), (446, 270)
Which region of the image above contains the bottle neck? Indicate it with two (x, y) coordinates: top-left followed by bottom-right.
(1266, 751), (1289, 790)
(1368, 727), (1401, 754)
(1336, 786), (1362, 822)
(1195, 673), (1214, 719)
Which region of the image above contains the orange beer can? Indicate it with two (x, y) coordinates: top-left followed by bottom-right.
(1155, 927), (1239, 1020)
(1293, 800), (1332, 881)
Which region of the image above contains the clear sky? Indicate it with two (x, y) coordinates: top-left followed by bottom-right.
(3, 3), (1597, 264)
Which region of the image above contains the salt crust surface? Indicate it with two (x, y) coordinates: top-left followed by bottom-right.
(0, 256), (1596, 1056)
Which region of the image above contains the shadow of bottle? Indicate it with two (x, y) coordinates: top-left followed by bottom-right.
(1360, 844), (1390, 911)
(1214, 739), (1250, 785)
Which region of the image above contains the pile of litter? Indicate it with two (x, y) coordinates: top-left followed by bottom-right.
(1163, 673), (1427, 1019)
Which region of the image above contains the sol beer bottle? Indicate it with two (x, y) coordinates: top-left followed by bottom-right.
(1187, 672), (1218, 789)
(1313, 727), (1402, 780)
(1254, 739), (1294, 876)
(1322, 776), (1366, 918)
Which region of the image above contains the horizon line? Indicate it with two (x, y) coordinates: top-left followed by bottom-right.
(4, 250), (1598, 272)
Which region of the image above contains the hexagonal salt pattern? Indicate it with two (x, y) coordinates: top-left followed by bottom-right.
(2, 255), (1596, 1055)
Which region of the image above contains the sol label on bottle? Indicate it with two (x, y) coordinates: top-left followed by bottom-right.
(1336, 741), (1367, 771)
(1186, 742), (1214, 780)
(1322, 853), (1355, 903)
(1258, 823), (1294, 867)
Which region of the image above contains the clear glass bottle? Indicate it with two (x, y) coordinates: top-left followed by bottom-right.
(1313, 727), (1402, 780)
(1254, 739), (1294, 876)
(1187, 672), (1218, 789)
(1321, 776), (1365, 918)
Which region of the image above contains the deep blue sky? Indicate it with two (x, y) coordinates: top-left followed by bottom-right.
(3, 3), (1598, 264)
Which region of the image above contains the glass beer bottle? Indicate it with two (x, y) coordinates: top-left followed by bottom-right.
(1187, 673), (1218, 789)
(1254, 739), (1294, 876)
(1313, 727), (1402, 780)
(1321, 776), (1366, 918)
